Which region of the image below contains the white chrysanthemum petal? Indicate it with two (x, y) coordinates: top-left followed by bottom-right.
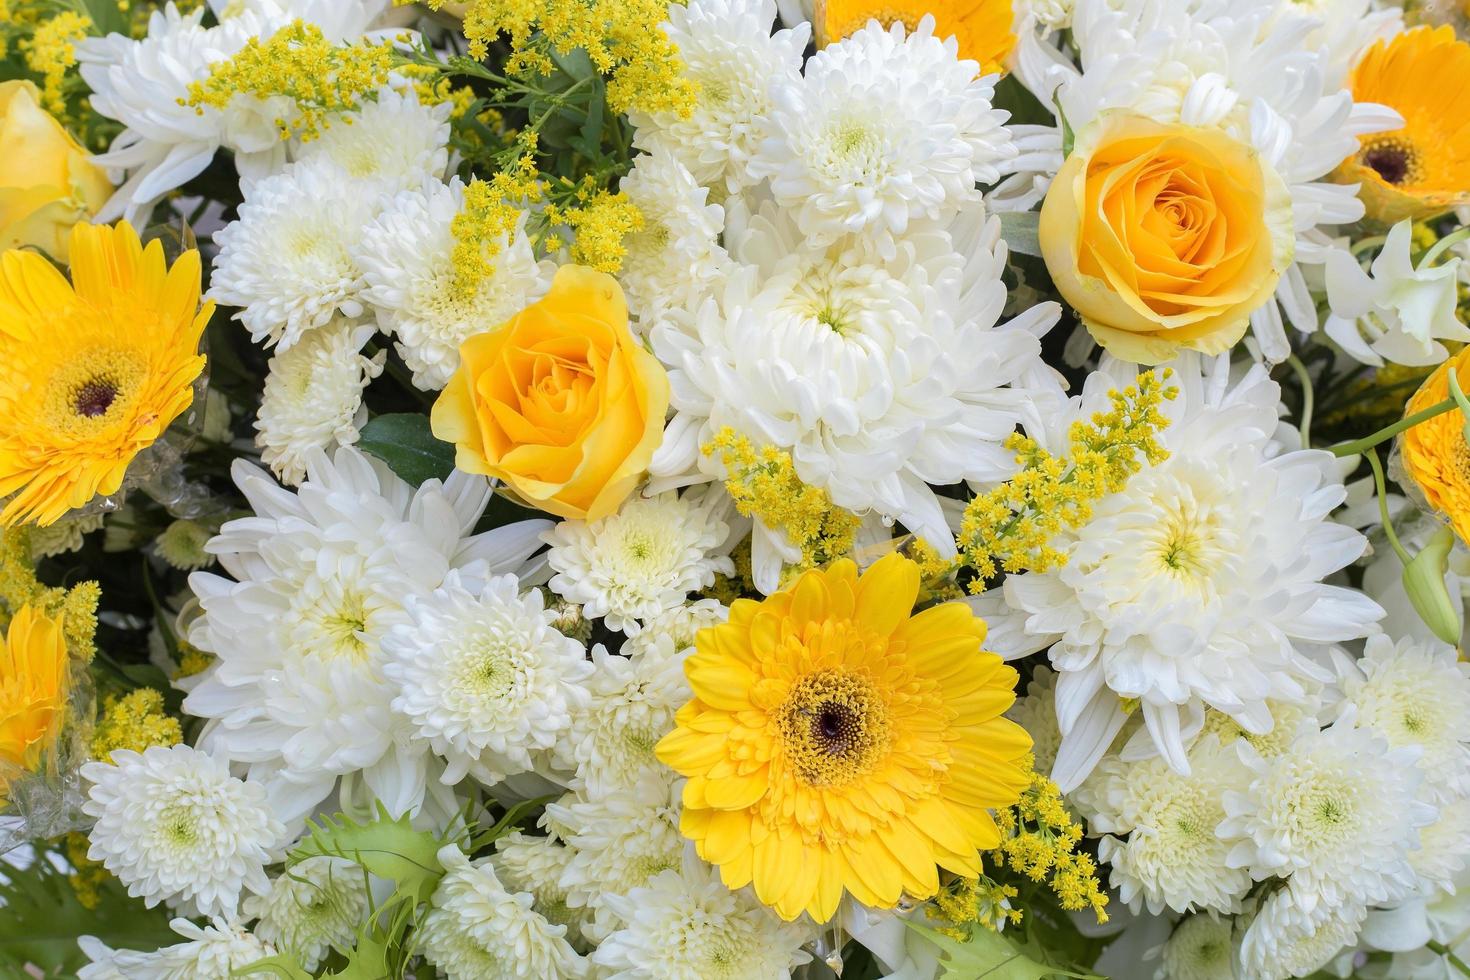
(254, 319), (383, 485)
(81, 745), (284, 919)
(1007, 665), (1063, 778)
(382, 572), (593, 785)
(1152, 913), (1236, 980)
(295, 85), (449, 192)
(1238, 885), (1367, 980)
(494, 832), (591, 949)
(353, 177), (552, 390)
(78, 917), (275, 980)
(241, 856), (368, 971)
(1411, 798), (1470, 897)
(565, 638), (691, 796)
(545, 490), (734, 635)
(621, 597), (729, 659)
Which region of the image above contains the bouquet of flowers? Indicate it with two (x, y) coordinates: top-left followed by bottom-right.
(3, 0), (1470, 977)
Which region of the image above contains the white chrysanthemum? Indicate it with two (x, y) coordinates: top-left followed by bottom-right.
(618, 143), (728, 324)
(210, 156), (377, 350)
(294, 85), (449, 191)
(628, 0), (808, 192)
(75, 5), (278, 222)
(494, 832), (590, 948)
(1190, 698), (1323, 762)
(1411, 797), (1470, 897)
(565, 638), (690, 795)
(29, 512), (104, 559)
(979, 356), (1383, 790)
(80, 745), (284, 919)
(650, 203), (1059, 587)
(382, 571), (593, 785)
(155, 519), (217, 571)
(621, 597), (728, 659)
(548, 771), (686, 943)
(240, 856), (368, 971)
(1237, 885), (1366, 980)
(254, 319), (383, 485)
(544, 490), (734, 635)
(353, 177), (550, 389)
(1007, 666), (1063, 778)
(750, 16), (1015, 256)
(592, 860), (814, 979)
(1091, 739), (1253, 914)
(1152, 913), (1236, 980)
(998, 0), (1402, 361)
(1219, 718), (1434, 908)
(1022, 0), (1076, 30)
(181, 446), (551, 824)
(420, 845), (588, 980)
(1336, 633), (1470, 804)
(78, 917), (275, 980)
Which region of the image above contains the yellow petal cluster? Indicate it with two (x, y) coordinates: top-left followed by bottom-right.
(656, 553), (1032, 922)
(815, 0), (1016, 76)
(1401, 347), (1470, 544)
(0, 603), (69, 804)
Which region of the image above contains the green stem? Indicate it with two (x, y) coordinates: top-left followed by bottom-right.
(1424, 226), (1470, 267)
(1429, 940), (1470, 979)
(1366, 448), (1410, 566)
(1328, 397), (1457, 457)
(1285, 355), (1314, 448)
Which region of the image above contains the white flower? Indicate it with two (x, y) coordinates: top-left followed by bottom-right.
(210, 156), (377, 350)
(750, 16), (1015, 257)
(420, 844), (588, 980)
(1237, 884), (1367, 980)
(241, 856), (368, 971)
(1411, 798), (1470, 897)
(28, 512), (104, 559)
(181, 446), (551, 824)
(382, 571), (593, 786)
(1324, 221), (1470, 366)
(1336, 633), (1470, 805)
(78, 917), (275, 980)
(548, 771), (687, 943)
(294, 85), (449, 192)
(979, 356), (1382, 790)
(565, 638), (691, 796)
(1022, 0), (1076, 31)
(592, 860), (814, 979)
(1007, 665), (1064, 778)
(628, 0), (809, 192)
(1218, 718), (1434, 908)
(1091, 739), (1253, 914)
(254, 318), (383, 485)
(494, 832), (590, 948)
(544, 490), (734, 635)
(354, 177), (551, 389)
(621, 597), (729, 659)
(1191, 697), (1324, 762)
(1152, 913), (1236, 980)
(618, 143), (728, 325)
(650, 203), (1058, 585)
(81, 745), (284, 919)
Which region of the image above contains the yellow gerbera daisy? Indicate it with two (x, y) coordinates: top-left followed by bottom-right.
(0, 604), (70, 804)
(815, 0), (1017, 76)
(655, 552), (1032, 922)
(1401, 347), (1470, 543)
(0, 221), (211, 526)
(1340, 26), (1470, 223)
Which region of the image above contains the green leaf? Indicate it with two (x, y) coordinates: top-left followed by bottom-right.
(1403, 525), (1464, 645)
(0, 848), (177, 977)
(292, 804), (449, 905)
(907, 923), (1103, 980)
(235, 954), (315, 980)
(999, 212), (1043, 258)
(357, 414), (457, 488)
(469, 795), (555, 852)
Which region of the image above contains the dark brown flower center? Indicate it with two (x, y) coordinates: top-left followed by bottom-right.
(73, 378), (119, 418)
(1359, 136), (1422, 187)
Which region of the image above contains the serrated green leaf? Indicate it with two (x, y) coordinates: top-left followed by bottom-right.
(291, 804), (448, 905)
(907, 923), (1102, 980)
(357, 414), (456, 488)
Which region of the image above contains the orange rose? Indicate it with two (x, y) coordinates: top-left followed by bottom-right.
(431, 265), (669, 521)
(0, 81), (111, 263)
(1039, 114), (1294, 365)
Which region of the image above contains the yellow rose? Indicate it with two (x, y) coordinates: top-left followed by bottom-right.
(1039, 114), (1294, 365)
(431, 265), (670, 521)
(0, 81), (111, 263)
(0, 604), (70, 805)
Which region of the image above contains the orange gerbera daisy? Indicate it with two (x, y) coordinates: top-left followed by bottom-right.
(1401, 347), (1470, 544)
(0, 221), (211, 526)
(1340, 26), (1470, 223)
(815, 0), (1016, 76)
(655, 552), (1032, 922)
(0, 604), (70, 804)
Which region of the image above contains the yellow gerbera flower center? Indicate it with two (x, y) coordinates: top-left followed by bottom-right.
(1357, 135), (1424, 188)
(777, 667), (892, 787)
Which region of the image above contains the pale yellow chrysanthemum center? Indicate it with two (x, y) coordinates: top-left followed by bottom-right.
(777, 667), (892, 788)
(1151, 500), (1225, 583)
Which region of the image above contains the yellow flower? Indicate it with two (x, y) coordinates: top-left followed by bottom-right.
(1039, 113), (1294, 365)
(655, 553), (1033, 922)
(431, 265), (670, 521)
(815, 0), (1017, 75)
(0, 80), (111, 263)
(0, 604), (70, 802)
(1400, 347), (1470, 543)
(0, 221), (211, 526)
(1339, 27), (1470, 224)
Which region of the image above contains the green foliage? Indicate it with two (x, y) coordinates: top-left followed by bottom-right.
(0, 845), (176, 978)
(292, 804), (448, 905)
(908, 922), (1105, 980)
(357, 414), (457, 488)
